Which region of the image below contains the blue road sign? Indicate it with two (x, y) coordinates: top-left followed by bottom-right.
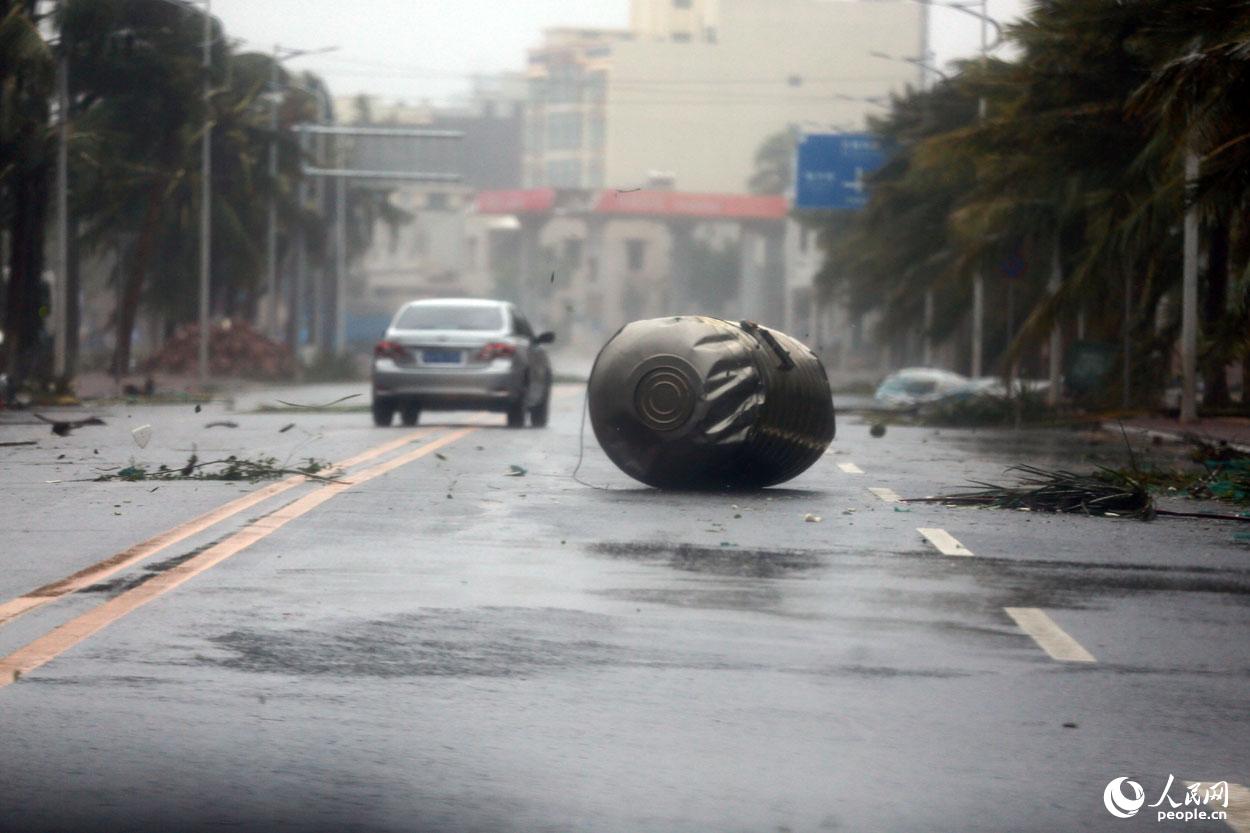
(793, 133), (889, 211)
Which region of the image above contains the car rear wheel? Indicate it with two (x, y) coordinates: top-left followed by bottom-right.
(372, 399), (395, 427)
(505, 400), (526, 428)
(400, 403), (421, 426)
(528, 385), (550, 428)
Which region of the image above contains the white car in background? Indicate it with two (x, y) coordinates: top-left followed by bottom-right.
(370, 298), (554, 428)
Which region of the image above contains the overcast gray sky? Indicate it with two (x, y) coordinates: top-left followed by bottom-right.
(211, 0), (1030, 104)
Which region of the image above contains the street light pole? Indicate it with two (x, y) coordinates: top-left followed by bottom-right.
(266, 50), (279, 341)
(1181, 151), (1200, 423)
(198, 0), (212, 386)
(334, 140), (347, 355)
(53, 39), (69, 381)
(266, 46), (337, 343)
(971, 0), (988, 378)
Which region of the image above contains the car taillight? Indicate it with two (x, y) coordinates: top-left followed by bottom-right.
(476, 342), (516, 361)
(374, 340), (408, 361)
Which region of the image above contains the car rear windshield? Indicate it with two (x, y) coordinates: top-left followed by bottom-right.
(395, 304), (505, 331)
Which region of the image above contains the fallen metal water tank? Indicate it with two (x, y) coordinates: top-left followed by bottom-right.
(588, 316), (835, 489)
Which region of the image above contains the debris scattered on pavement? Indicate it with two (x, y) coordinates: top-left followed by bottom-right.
(205, 421), (239, 429)
(95, 454), (337, 483)
(870, 422), (887, 438)
(0, 440), (37, 448)
(34, 414), (105, 437)
(131, 425), (152, 448)
(278, 423), (295, 433)
(121, 378), (156, 397)
(905, 465), (1155, 519)
(435, 452), (448, 461)
(145, 320), (294, 379)
(505, 464), (527, 477)
(273, 394), (362, 409)
(804, 513), (823, 523)
(194, 404), (202, 413)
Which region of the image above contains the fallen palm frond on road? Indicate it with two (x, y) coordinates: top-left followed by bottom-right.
(905, 463), (1250, 523)
(905, 464), (1157, 519)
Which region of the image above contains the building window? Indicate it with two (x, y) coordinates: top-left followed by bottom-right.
(546, 112), (583, 151)
(672, 32), (691, 42)
(546, 159), (581, 187)
(626, 238), (646, 272)
(426, 192), (449, 211)
(673, 0), (692, 7)
(562, 237), (583, 267)
(589, 114), (605, 150)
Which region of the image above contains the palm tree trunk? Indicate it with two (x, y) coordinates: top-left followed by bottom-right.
(3, 162), (50, 387)
(1203, 218), (1231, 409)
(111, 191), (163, 377)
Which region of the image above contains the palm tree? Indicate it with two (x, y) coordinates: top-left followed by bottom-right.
(0, 0), (53, 391)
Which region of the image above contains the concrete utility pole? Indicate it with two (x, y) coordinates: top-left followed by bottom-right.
(53, 41), (69, 380)
(266, 46), (337, 342)
(1047, 237), (1062, 406)
(266, 52), (280, 341)
(198, 0), (213, 386)
(970, 0), (989, 378)
(1181, 151), (1200, 423)
(333, 139), (347, 355)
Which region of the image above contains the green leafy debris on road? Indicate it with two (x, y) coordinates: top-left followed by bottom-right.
(97, 454), (338, 484)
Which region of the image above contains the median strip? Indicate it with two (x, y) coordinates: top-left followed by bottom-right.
(0, 427), (476, 688)
(0, 428), (439, 630)
(1003, 607), (1096, 663)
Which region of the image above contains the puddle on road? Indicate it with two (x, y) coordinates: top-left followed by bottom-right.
(199, 607), (621, 678)
(589, 541), (825, 578)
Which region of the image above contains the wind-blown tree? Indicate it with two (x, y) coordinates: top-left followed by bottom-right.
(811, 0), (1250, 410)
(0, 0), (53, 389)
(814, 78), (981, 365)
(934, 0), (1177, 392)
(61, 0), (228, 375)
(1131, 2), (1250, 407)
(748, 126), (798, 195)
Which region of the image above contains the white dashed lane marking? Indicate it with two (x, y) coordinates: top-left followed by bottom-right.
(838, 462), (864, 475)
(868, 487), (901, 503)
(1003, 607), (1096, 663)
(917, 527), (973, 557)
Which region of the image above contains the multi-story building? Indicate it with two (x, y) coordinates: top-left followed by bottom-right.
(342, 74), (528, 343)
(524, 0), (923, 193)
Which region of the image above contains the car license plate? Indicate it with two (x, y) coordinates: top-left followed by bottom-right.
(421, 348), (462, 364)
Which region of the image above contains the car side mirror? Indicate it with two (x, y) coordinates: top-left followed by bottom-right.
(533, 331), (556, 346)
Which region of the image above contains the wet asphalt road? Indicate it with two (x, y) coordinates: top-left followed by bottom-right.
(0, 383), (1248, 833)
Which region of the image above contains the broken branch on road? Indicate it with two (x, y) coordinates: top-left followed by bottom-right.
(34, 414), (105, 437)
(94, 454), (340, 484)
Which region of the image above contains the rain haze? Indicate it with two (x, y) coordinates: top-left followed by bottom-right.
(213, 0), (1030, 102)
(4, 1), (1250, 832)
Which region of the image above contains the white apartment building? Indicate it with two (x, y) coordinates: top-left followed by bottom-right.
(525, 0), (923, 193)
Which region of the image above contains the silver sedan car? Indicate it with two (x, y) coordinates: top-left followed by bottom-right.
(370, 298), (555, 428)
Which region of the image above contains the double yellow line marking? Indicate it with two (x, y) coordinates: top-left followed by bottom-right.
(0, 426), (476, 688)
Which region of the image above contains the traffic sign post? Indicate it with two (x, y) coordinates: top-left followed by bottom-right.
(792, 133), (889, 211)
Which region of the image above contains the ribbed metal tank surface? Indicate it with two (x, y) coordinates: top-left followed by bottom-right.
(588, 316), (836, 489)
